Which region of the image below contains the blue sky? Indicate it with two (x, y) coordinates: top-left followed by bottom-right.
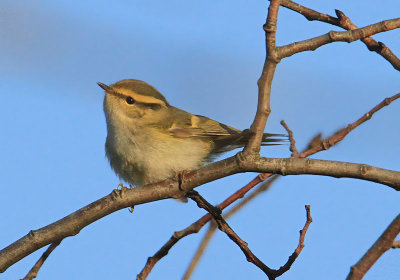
(1, 1), (399, 279)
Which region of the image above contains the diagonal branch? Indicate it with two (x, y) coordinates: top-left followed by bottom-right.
(20, 240), (62, 280)
(277, 18), (400, 58)
(137, 175), (267, 280)
(277, 0), (339, 25)
(186, 191), (275, 279)
(346, 213), (400, 280)
(182, 175), (279, 279)
(277, 0), (400, 70)
(181, 221), (217, 280)
(187, 191), (312, 280)
(301, 92), (400, 158)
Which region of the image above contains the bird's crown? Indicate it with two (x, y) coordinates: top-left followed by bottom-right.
(101, 79), (170, 107)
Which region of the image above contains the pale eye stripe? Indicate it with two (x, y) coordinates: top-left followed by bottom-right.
(116, 88), (167, 107)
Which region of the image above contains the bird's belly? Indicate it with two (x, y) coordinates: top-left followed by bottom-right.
(106, 133), (212, 186)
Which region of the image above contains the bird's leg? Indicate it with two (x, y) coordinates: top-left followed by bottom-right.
(116, 184), (135, 212)
(173, 170), (190, 202)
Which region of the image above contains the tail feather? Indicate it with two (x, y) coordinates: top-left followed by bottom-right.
(211, 130), (288, 155)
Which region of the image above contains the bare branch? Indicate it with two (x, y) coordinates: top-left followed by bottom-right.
(182, 221), (217, 280)
(183, 175), (279, 279)
(346, 213), (400, 280)
(334, 10), (400, 71)
(277, 0), (400, 70)
(21, 240), (61, 280)
(182, 129), (322, 278)
(244, 0), (281, 154)
(280, 120), (299, 157)
(280, 0), (338, 24)
(272, 205), (312, 277)
(301, 92), (400, 158)
(186, 191), (276, 279)
(137, 174), (268, 280)
(277, 18), (400, 58)
(188, 191), (312, 280)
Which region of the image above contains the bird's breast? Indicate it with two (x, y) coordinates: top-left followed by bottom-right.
(105, 126), (213, 186)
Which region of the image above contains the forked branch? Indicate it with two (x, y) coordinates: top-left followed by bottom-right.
(186, 191), (312, 280)
(276, 0), (400, 70)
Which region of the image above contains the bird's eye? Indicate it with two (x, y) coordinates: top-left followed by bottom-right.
(125, 97), (135, 105)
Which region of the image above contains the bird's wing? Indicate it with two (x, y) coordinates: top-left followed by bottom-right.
(168, 112), (241, 139)
(163, 107), (285, 152)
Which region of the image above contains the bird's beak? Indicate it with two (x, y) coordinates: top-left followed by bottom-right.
(97, 82), (112, 92)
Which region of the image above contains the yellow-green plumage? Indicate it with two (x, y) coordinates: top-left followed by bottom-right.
(99, 79), (282, 187)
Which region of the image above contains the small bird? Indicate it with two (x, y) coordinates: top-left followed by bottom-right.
(98, 79), (283, 188)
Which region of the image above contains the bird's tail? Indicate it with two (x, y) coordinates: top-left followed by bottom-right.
(261, 132), (288, 146)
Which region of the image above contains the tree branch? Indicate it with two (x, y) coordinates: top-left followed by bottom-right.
(187, 191), (312, 280)
(20, 240), (61, 280)
(2, 87), (398, 274)
(244, 0), (281, 154)
(301, 92), (400, 158)
(277, 18), (400, 58)
(137, 175), (269, 280)
(181, 221), (217, 280)
(272, 205), (312, 277)
(277, 0), (400, 70)
(280, 120), (299, 157)
(346, 213), (400, 280)
(186, 191), (276, 278)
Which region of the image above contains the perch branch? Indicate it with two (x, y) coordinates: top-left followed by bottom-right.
(346, 213), (400, 280)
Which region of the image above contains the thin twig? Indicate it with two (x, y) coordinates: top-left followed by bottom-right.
(277, 18), (400, 59)
(346, 213), (400, 280)
(278, 0), (340, 25)
(186, 191), (276, 279)
(182, 221), (217, 280)
(183, 175), (279, 279)
(273, 205), (312, 277)
(188, 191), (312, 280)
(137, 174), (268, 280)
(277, 0), (400, 71)
(20, 240), (62, 280)
(280, 120), (299, 157)
(183, 130), (316, 278)
(301, 92), (400, 158)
